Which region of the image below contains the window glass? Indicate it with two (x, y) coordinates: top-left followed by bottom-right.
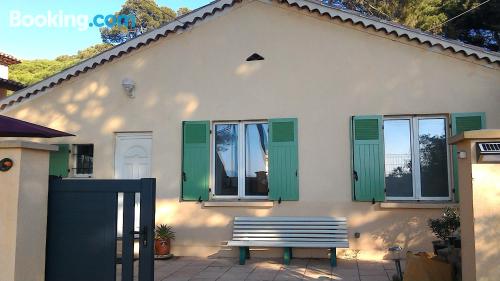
(245, 123), (269, 196)
(75, 144), (93, 175)
(214, 124), (238, 195)
(384, 119), (413, 197)
(419, 118), (449, 197)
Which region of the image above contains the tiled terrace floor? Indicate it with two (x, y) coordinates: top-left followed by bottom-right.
(150, 257), (402, 281)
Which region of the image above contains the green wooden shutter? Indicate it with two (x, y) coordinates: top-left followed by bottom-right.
(182, 121), (210, 201)
(351, 116), (385, 202)
(451, 112), (485, 202)
(49, 144), (69, 177)
(268, 118), (298, 201)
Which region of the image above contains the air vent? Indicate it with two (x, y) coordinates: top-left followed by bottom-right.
(476, 142), (500, 163)
(246, 53), (264, 61)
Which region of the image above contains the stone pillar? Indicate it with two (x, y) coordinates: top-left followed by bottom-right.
(0, 141), (57, 281)
(449, 130), (500, 281)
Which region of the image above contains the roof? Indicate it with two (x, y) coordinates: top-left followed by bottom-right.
(0, 114), (74, 138)
(1, 0), (499, 111)
(0, 52), (21, 65)
(0, 77), (25, 91)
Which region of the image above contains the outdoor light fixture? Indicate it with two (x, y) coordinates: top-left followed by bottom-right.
(121, 78), (136, 98)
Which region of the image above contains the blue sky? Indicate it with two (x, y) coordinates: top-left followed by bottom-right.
(0, 0), (210, 60)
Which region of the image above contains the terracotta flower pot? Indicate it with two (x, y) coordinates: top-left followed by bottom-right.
(155, 239), (171, 255)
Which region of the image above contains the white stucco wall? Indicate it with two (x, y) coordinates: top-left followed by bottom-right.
(4, 0), (500, 259)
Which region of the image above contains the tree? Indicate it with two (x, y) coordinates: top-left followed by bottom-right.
(9, 43), (113, 86)
(177, 7), (192, 16)
(441, 0), (500, 51)
(324, 0), (499, 51)
(100, 0), (191, 44)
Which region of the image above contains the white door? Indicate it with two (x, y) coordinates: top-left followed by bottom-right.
(115, 132), (152, 179)
(115, 132), (152, 236)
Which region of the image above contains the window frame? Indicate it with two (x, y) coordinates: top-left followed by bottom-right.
(384, 115), (451, 201)
(210, 120), (269, 200)
(71, 144), (94, 178)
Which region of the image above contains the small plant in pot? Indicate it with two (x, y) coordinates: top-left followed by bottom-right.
(427, 207), (460, 255)
(155, 224), (175, 256)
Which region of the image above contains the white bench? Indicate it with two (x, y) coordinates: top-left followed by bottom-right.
(227, 216), (349, 266)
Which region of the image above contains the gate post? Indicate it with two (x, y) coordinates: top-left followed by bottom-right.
(449, 130), (500, 281)
(0, 141), (57, 281)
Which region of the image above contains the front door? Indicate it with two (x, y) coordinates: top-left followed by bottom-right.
(115, 132), (153, 180)
(115, 132), (153, 237)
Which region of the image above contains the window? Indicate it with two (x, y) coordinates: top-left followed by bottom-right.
(72, 144), (94, 177)
(213, 121), (269, 198)
(384, 117), (450, 200)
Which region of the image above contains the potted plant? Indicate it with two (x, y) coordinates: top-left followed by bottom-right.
(427, 207), (460, 255)
(155, 224), (175, 255)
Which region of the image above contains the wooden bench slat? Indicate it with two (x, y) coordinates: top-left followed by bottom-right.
(234, 217), (346, 222)
(234, 221), (347, 225)
(227, 241), (349, 248)
(233, 229), (348, 234)
(233, 237), (348, 241)
(234, 232), (347, 237)
(234, 225), (347, 230)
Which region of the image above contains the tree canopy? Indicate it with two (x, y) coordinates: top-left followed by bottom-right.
(9, 43), (113, 86)
(100, 0), (191, 44)
(325, 0), (499, 51)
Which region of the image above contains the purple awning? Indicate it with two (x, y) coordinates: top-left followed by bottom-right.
(0, 115), (74, 138)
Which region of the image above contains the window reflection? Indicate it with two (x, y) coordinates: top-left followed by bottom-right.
(214, 124), (238, 195)
(419, 118), (449, 197)
(384, 119), (413, 197)
(245, 124), (269, 196)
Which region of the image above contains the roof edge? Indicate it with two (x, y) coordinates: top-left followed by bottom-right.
(284, 0), (500, 63)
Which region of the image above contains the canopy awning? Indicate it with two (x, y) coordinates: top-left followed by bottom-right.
(0, 115), (74, 138)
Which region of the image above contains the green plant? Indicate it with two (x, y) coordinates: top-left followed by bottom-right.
(155, 224), (175, 240)
(427, 207), (460, 241)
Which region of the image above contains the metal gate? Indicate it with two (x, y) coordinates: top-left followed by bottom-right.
(45, 178), (155, 281)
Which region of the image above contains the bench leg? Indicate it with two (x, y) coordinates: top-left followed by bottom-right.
(330, 248), (337, 267)
(239, 247), (246, 265)
(245, 246), (250, 259)
(284, 247), (292, 265)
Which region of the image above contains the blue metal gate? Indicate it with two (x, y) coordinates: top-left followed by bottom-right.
(45, 178), (155, 281)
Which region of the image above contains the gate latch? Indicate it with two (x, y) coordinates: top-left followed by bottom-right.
(130, 226), (148, 247)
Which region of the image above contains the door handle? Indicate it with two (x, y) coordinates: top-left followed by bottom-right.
(353, 171), (358, 181)
(130, 226), (148, 247)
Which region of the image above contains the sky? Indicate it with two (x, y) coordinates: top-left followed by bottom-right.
(0, 0), (211, 60)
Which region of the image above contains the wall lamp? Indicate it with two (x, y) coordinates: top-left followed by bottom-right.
(121, 78), (136, 98)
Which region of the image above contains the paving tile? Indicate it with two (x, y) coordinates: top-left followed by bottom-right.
(218, 269), (252, 281)
(360, 274), (390, 281)
(331, 269), (360, 281)
(191, 266), (230, 279)
(357, 262), (386, 276)
(385, 270), (399, 280)
(303, 268), (332, 280)
(336, 259), (358, 270)
(381, 262), (396, 270)
(245, 267), (280, 281)
(209, 259), (238, 267)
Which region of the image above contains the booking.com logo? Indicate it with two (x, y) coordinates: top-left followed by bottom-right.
(9, 10), (136, 31)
